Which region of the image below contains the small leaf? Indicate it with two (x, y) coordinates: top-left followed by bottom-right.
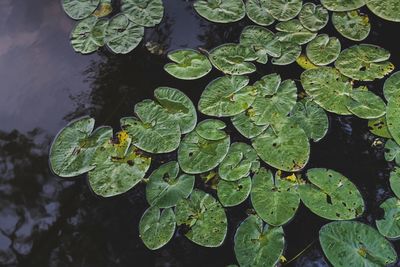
(121, 0), (164, 27)
(245, 0), (275, 26)
(62, 0), (100, 20)
(376, 197), (400, 239)
(194, 0), (245, 23)
(332, 10), (370, 41)
(306, 34), (341, 66)
(298, 3), (329, 31)
(217, 176), (252, 207)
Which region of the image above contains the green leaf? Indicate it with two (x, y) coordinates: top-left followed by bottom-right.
(93, 0), (113, 18)
(71, 16), (108, 54)
(390, 167), (400, 199)
(320, 0), (365, 11)
(139, 207), (176, 250)
(299, 168), (365, 220)
(376, 197), (400, 239)
(383, 71), (400, 102)
(195, 119), (228, 141)
(49, 117), (112, 177)
(298, 3), (329, 32)
(346, 89), (386, 119)
(217, 176), (251, 207)
(121, 0), (164, 27)
(271, 41), (301, 65)
(105, 14), (144, 54)
(306, 34), (341, 66)
(251, 168), (300, 226)
(175, 190), (227, 247)
(335, 44), (394, 81)
(234, 215), (284, 267)
(384, 139), (400, 165)
(264, 0), (302, 21)
(275, 19), (317, 45)
(366, 0), (400, 22)
(252, 73), (281, 96)
(320, 221), (397, 267)
(231, 110), (269, 139)
(193, 0), (245, 23)
(146, 161), (195, 208)
(368, 116), (392, 138)
(245, 0), (275, 26)
(62, 0), (100, 20)
(332, 10), (370, 41)
(386, 95), (400, 146)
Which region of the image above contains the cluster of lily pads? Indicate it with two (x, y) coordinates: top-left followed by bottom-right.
(52, 0), (400, 266)
(62, 0), (164, 54)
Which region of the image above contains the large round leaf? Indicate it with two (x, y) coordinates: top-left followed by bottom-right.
(376, 197), (400, 239)
(271, 41), (301, 65)
(332, 10), (370, 41)
(245, 0), (275, 26)
(251, 168), (300, 226)
(121, 0), (164, 27)
(390, 167), (400, 199)
(252, 73), (281, 96)
(319, 221), (397, 267)
(164, 49), (212, 80)
(368, 116), (392, 138)
(346, 89), (386, 119)
(62, 0), (100, 20)
(139, 207), (176, 250)
(71, 16), (108, 54)
(384, 139), (400, 165)
(105, 14), (144, 54)
(366, 0), (400, 22)
(217, 176), (251, 207)
(234, 215), (284, 267)
(298, 3), (329, 32)
(49, 117), (112, 177)
(193, 0), (245, 23)
(299, 168), (365, 220)
(146, 161), (195, 208)
(275, 19), (317, 45)
(320, 0), (365, 11)
(306, 34), (341, 66)
(264, 0), (302, 21)
(335, 44), (394, 81)
(386, 95), (400, 146)
(231, 110), (269, 139)
(195, 119), (228, 141)
(383, 71), (400, 102)
(175, 190), (227, 247)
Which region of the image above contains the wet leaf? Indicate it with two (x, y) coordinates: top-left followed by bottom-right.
(217, 176), (251, 207)
(264, 0), (302, 21)
(271, 41), (301, 65)
(320, 0), (365, 11)
(298, 3), (329, 32)
(296, 54), (318, 70)
(368, 116), (392, 138)
(245, 0), (275, 26)
(346, 89), (386, 119)
(366, 0), (400, 22)
(386, 95), (400, 146)
(376, 197), (400, 239)
(383, 71), (400, 102)
(94, 0), (113, 18)
(384, 139), (400, 165)
(275, 19), (317, 45)
(62, 0), (100, 20)
(231, 110), (269, 139)
(193, 0), (245, 23)
(195, 119), (228, 141)
(121, 0), (164, 27)
(306, 34), (341, 66)
(332, 10), (370, 41)
(390, 167), (400, 199)
(71, 16), (108, 54)
(252, 73), (281, 96)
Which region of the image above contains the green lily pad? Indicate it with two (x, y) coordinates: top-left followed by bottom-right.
(376, 197), (400, 239)
(240, 25), (281, 63)
(252, 73), (281, 96)
(121, 0), (164, 27)
(390, 167), (400, 199)
(264, 0), (302, 21)
(219, 142), (259, 181)
(332, 10), (371, 41)
(366, 0), (400, 22)
(368, 116), (392, 138)
(306, 34), (341, 66)
(335, 44), (394, 81)
(62, 0), (100, 20)
(383, 71), (400, 102)
(271, 41), (301, 65)
(178, 130), (230, 174)
(234, 215), (284, 267)
(139, 206), (176, 250)
(120, 100), (181, 154)
(231, 110), (269, 139)
(275, 19), (317, 45)
(245, 0), (275, 26)
(320, 221), (397, 267)
(299, 168), (365, 220)
(164, 49), (212, 80)
(175, 190), (227, 247)
(105, 14), (144, 54)
(198, 75), (256, 117)
(301, 67), (352, 115)
(49, 117), (112, 177)
(290, 98), (329, 142)
(94, 0), (113, 18)
(146, 161), (195, 208)
(154, 87), (197, 134)
(346, 89), (386, 119)
(217, 176), (251, 207)
(195, 119), (228, 141)
(386, 95), (400, 146)
(71, 16), (108, 54)
(252, 121), (310, 172)
(193, 0), (245, 23)
(384, 139), (400, 165)
(209, 44), (257, 75)
(251, 168), (300, 226)
(298, 3), (329, 32)
(320, 0), (365, 11)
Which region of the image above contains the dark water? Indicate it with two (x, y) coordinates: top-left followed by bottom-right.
(1, 0), (400, 266)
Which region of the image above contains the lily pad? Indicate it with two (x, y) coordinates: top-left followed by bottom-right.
(139, 206), (176, 250)
(386, 95), (400, 146)
(49, 117), (112, 177)
(146, 161), (195, 208)
(299, 168), (365, 220)
(252, 73), (281, 96)
(105, 14), (144, 54)
(195, 119), (228, 141)
(368, 116), (392, 138)
(121, 0), (164, 27)
(320, 221), (397, 267)
(251, 168), (300, 226)
(193, 0), (245, 23)
(198, 75), (256, 117)
(306, 34), (341, 66)
(264, 0), (302, 21)
(71, 16), (108, 54)
(296, 54), (319, 70)
(298, 3), (329, 32)
(320, 0), (365, 11)
(209, 44), (257, 75)
(234, 215), (284, 267)
(217, 176), (251, 207)
(384, 139), (400, 165)
(346, 89), (386, 119)
(62, 0), (100, 20)
(366, 0), (400, 22)
(376, 197), (400, 239)
(275, 19), (317, 45)
(245, 0), (275, 26)
(175, 190), (227, 247)
(335, 44), (394, 81)
(271, 41), (301, 65)
(231, 110), (269, 139)
(383, 71), (400, 102)
(332, 10), (371, 41)
(390, 167), (400, 199)
(94, 0), (113, 18)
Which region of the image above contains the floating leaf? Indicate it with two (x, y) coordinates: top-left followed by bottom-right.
(94, 0), (113, 18)
(234, 215), (284, 267)
(299, 168), (365, 220)
(368, 116), (392, 138)
(121, 0), (164, 27)
(296, 54), (318, 70)
(376, 197), (400, 239)
(271, 41), (301, 65)
(386, 95), (400, 146)
(264, 0), (302, 21)
(175, 190), (227, 247)
(71, 16), (108, 54)
(231, 110), (269, 139)
(198, 76), (256, 117)
(195, 119), (228, 141)
(390, 167), (400, 199)
(384, 139), (400, 165)
(253, 73), (281, 96)
(320, 221), (397, 267)
(346, 89), (386, 119)
(320, 0), (365, 11)
(335, 44), (394, 81)
(275, 19), (317, 45)
(298, 3), (329, 32)
(366, 0), (400, 22)
(193, 0), (245, 23)
(383, 71), (400, 102)
(62, 0), (100, 20)
(50, 117), (111, 177)
(245, 0), (275, 26)
(251, 168), (300, 226)
(139, 207), (176, 250)
(332, 10), (370, 41)
(105, 14), (144, 54)
(146, 161), (195, 208)
(217, 176), (251, 207)
(306, 34), (341, 66)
